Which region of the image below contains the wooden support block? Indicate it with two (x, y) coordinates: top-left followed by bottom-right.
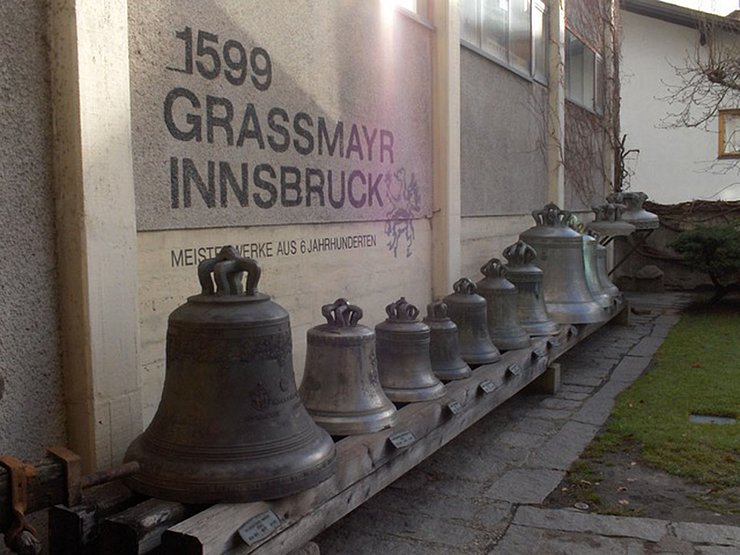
(100, 498), (198, 554)
(49, 481), (139, 555)
(615, 299), (631, 325)
(0, 458), (66, 530)
(525, 363), (561, 395)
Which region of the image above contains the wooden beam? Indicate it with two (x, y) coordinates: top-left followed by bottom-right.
(162, 303), (624, 554)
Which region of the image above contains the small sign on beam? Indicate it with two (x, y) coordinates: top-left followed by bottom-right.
(238, 510), (282, 546)
(389, 431), (416, 449)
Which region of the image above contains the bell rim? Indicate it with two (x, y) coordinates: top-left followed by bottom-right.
(308, 407), (399, 436)
(382, 381), (446, 403)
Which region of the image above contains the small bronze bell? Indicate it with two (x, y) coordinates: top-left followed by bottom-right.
(607, 191), (659, 230)
(125, 247), (336, 503)
(520, 203), (607, 324)
(586, 203), (636, 238)
(502, 241), (559, 336)
(583, 233), (613, 309)
(476, 258), (531, 351)
(423, 301), (472, 381)
(443, 278), (501, 365)
(300, 299), (397, 435)
(375, 298), (446, 403)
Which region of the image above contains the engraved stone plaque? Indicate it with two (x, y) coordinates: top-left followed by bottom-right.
(447, 400), (463, 415)
(532, 347), (547, 359)
(547, 337), (561, 348)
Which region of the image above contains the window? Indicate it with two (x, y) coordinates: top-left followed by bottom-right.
(565, 30), (603, 114)
(460, 0), (548, 83)
(718, 109), (740, 158)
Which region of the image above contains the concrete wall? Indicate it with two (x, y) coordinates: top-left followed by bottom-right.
(0, 1), (66, 459)
(621, 10), (740, 203)
(460, 49), (549, 217)
(459, 47), (548, 277)
(129, 1), (435, 426)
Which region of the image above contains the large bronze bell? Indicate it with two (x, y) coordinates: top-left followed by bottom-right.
(125, 247), (336, 503)
(423, 301), (472, 381)
(375, 298), (446, 403)
(520, 203), (607, 324)
(583, 233), (613, 309)
(300, 298), (397, 435)
(595, 242), (620, 298)
(502, 241), (559, 336)
(606, 191), (659, 230)
(443, 278), (501, 365)
(476, 258), (531, 351)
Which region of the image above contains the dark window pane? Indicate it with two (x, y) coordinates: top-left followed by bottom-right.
(509, 0), (531, 73)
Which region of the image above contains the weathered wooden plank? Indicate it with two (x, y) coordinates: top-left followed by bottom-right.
(49, 481), (140, 555)
(162, 338), (554, 554)
(100, 498), (199, 554)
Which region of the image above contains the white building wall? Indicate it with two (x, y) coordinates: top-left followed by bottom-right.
(620, 10), (740, 203)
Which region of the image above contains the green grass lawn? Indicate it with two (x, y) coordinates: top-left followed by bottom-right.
(598, 302), (740, 488)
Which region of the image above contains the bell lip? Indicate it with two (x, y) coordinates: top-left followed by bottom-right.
(432, 363), (472, 381)
(123, 434), (337, 504)
(308, 407), (399, 436)
(545, 302), (609, 324)
(522, 320), (561, 336)
(490, 331), (532, 351)
(460, 349), (501, 365)
(383, 381), (446, 403)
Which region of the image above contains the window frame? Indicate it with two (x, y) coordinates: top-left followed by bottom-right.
(564, 28), (604, 115)
(718, 109), (740, 159)
(460, 0), (548, 85)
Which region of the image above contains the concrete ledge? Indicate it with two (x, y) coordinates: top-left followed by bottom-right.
(512, 507), (669, 542)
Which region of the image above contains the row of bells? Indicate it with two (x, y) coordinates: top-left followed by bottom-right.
(123, 202), (629, 505)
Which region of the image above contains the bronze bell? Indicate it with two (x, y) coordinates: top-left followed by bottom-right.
(502, 240), (560, 336)
(476, 258), (531, 351)
(595, 242), (620, 298)
(520, 203), (607, 324)
(606, 191), (659, 230)
(375, 298), (446, 403)
(423, 301), (472, 381)
(300, 299), (397, 435)
(583, 233), (613, 309)
(586, 203), (635, 238)
(443, 278), (501, 365)
(124, 247), (336, 503)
